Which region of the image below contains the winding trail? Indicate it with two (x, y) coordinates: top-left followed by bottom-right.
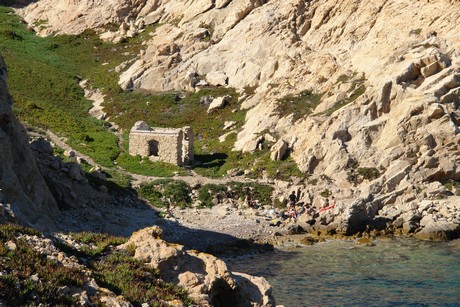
(44, 129), (271, 189)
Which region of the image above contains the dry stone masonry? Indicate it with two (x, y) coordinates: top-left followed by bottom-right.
(129, 121), (194, 166)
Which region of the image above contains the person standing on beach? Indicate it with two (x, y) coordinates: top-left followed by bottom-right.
(289, 191), (297, 207)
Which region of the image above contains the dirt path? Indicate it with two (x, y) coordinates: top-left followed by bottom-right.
(41, 94), (281, 251)
(45, 128), (271, 188)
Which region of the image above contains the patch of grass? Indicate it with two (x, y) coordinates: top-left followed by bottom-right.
(197, 183), (229, 207)
(117, 153), (185, 177)
(0, 8), (124, 167)
(243, 84), (257, 96)
(325, 84), (366, 116)
(137, 179), (192, 208)
(357, 167), (380, 181)
(336, 74), (351, 83)
(276, 90), (322, 121)
(320, 189), (332, 198)
(197, 182), (274, 207)
(71, 232), (127, 257)
(198, 22), (214, 42)
(443, 181), (460, 196)
(409, 28), (422, 36)
(0, 224), (84, 305)
(93, 251), (192, 306)
(347, 159), (381, 185)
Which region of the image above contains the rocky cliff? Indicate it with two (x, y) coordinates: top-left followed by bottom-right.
(16, 0), (460, 237)
(0, 55), (58, 229)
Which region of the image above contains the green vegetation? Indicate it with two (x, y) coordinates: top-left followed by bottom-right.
(0, 7), (124, 167)
(444, 181), (460, 196)
(357, 167), (380, 181)
(276, 90), (322, 121)
(137, 179), (192, 208)
(136, 179), (274, 208)
(198, 183), (228, 207)
(319, 73), (367, 116)
(197, 181), (274, 208)
(71, 232), (127, 257)
(0, 7), (306, 181)
(324, 85), (366, 116)
(320, 189), (332, 198)
(0, 224), (84, 305)
(117, 153), (185, 177)
(93, 251), (192, 306)
(409, 28), (422, 36)
(347, 159), (381, 185)
(55, 229), (193, 305)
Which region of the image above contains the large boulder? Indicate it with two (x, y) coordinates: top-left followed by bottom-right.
(270, 139), (288, 161)
(119, 227), (276, 306)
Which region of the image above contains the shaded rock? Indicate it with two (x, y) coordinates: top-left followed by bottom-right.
(67, 163), (85, 181)
(207, 96), (230, 113)
(415, 220), (460, 240)
(206, 71), (228, 86)
(270, 139), (288, 161)
(30, 138), (53, 155)
(119, 227), (275, 306)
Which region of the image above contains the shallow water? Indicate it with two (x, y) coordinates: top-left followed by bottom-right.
(226, 238), (460, 306)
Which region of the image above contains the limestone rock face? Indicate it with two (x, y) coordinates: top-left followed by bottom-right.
(16, 0), (148, 36)
(15, 0), (460, 237)
(120, 226), (275, 306)
(0, 55), (58, 229)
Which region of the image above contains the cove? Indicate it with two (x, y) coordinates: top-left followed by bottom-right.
(226, 238), (460, 306)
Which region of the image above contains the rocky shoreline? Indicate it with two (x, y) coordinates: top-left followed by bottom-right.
(155, 193), (460, 256)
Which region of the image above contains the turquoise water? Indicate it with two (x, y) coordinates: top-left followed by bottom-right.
(226, 238), (460, 306)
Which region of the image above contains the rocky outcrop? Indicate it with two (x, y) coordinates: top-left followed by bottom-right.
(14, 0), (460, 239)
(0, 55), (58, 230)
(16, 0), (149, 36)
(119, 226), (276, 306)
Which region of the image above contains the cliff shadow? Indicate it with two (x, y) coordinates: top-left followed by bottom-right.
(0, 0), (39, 8)
(193, 153), (228, 170)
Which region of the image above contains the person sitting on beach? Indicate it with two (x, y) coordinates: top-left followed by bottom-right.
(245, 191), (255, 208)
(288, 207), (297, 222)
(322, 198), (329, 208)
(319, 197), (336, 213)
(330, 196), (336, 207)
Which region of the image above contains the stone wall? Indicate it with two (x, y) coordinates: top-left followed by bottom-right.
(129, 121), (194, 166)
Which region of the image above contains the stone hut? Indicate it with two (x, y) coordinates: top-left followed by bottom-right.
(129, 121), (194, 166)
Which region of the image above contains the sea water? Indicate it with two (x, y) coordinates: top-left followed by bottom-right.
(227, 238), (460, 306)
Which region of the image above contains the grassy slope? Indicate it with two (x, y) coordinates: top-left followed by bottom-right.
(0, 224), (192, 305)
(0, 6), (303, 184)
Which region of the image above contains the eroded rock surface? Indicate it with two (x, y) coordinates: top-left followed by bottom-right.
(119, 226), (275, 306)
(14, 0), (460, 239)
(0, 55), (58, 230)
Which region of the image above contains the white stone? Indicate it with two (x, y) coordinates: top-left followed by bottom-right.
(206, 71), (228, 86)
(207, 96), (228, 113)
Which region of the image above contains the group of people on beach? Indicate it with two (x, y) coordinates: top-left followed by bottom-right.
(283, 190), (336, 222)
(243, 188), (337, 224)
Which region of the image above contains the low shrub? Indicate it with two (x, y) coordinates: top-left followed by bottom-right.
(357, 167), (380, 180)
(197, 184), (228, 207)
(137, 179), (192, 208)
(117, 153), (184, 177)
(276, 90), (322, 121)
(93, 251), (192, 305)
(0, 224), (85, 305)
